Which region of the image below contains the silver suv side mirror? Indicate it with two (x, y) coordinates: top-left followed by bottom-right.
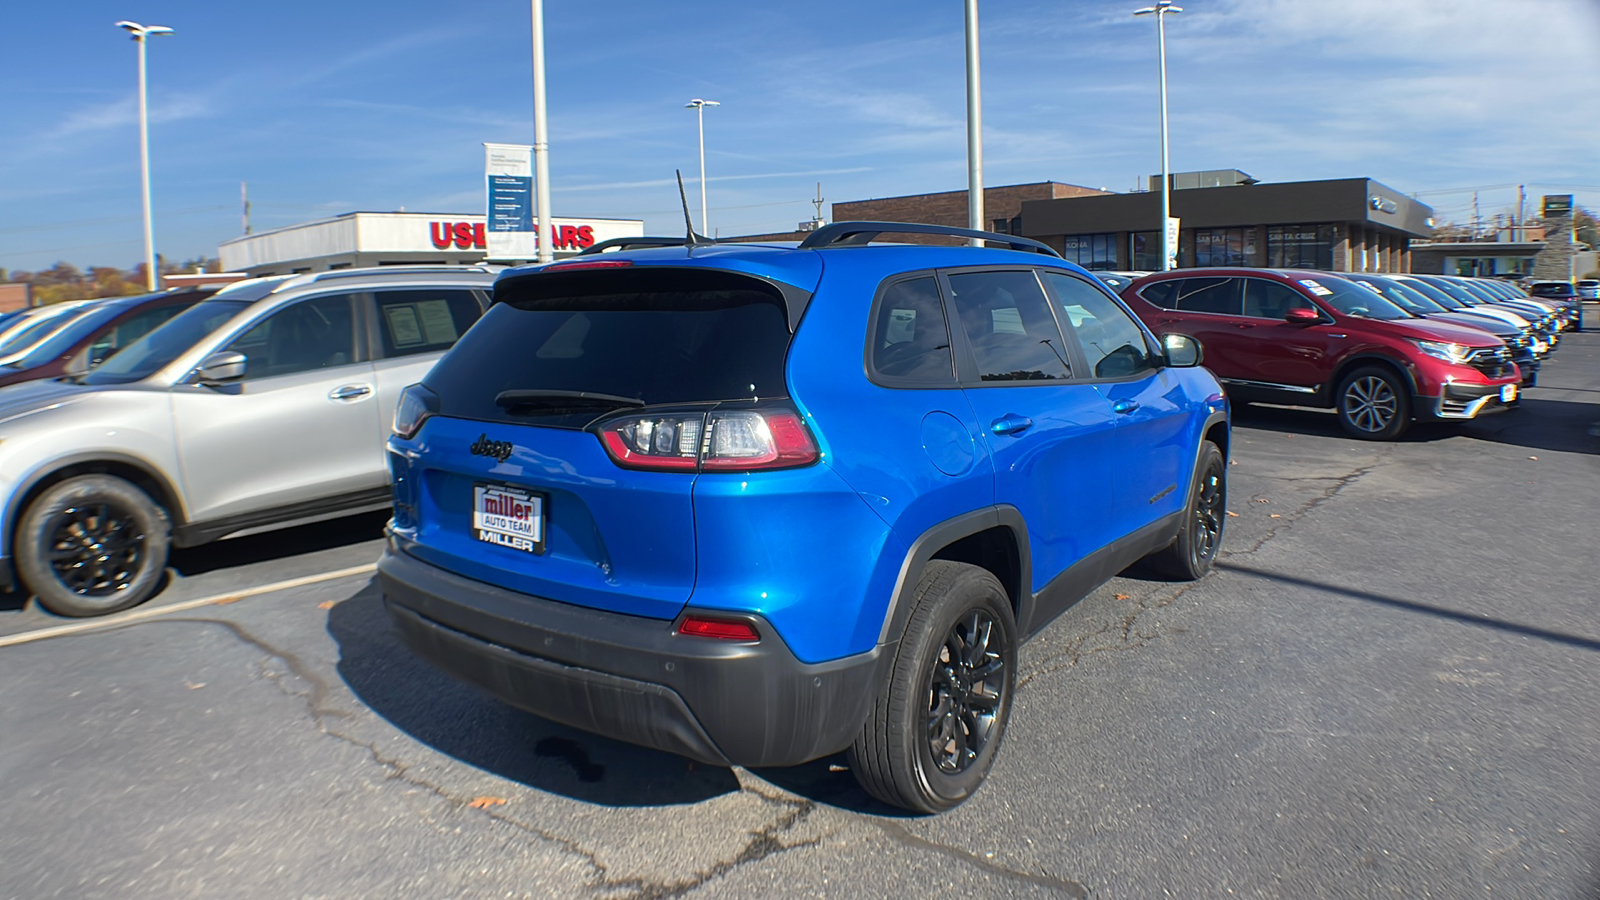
(196, 350), (248, 384)
(1162, 333), (1202, 368)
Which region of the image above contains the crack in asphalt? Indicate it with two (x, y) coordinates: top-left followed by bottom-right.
(150, 616), (830, 899)
(1018, 448), (1391, 690)
(871, 819), (1090, 897)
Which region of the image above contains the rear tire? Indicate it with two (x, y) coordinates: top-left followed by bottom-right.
(15, 475), (170, 617)
(848, 561), (1016, 813)
(1335, 366), (1411, 440)
(1147, 440), (1225, 580)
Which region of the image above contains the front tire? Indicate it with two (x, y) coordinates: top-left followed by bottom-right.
(15, 475), (170, 617)
(1147, 440), (1225, 580)
(848, 561), (1016, 813)
(1336, 366), (1411, 440)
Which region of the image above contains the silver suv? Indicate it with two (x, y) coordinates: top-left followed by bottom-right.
(0, 266), (497, 616)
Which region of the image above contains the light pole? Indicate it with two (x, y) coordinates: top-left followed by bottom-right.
(116, 20), (174, 290)
(964, 0), (984, 246)
(1133, 1), (1180, 271)
(685, 99), (719, 234)
(530, 0), (553, 263)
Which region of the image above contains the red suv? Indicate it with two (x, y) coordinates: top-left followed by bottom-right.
(1120, 269), (1521, 439)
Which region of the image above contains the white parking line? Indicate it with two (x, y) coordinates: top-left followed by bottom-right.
(0, 563), (378, 649)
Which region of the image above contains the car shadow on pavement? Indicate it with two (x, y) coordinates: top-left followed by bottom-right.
(169, 510), (392, 576)
(1233, 399), (1598, 455)
(327, 580), (743, 808)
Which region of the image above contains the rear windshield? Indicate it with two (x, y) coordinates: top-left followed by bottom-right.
(426, 267), (796, 427)
(1530, 283), (1576, 298)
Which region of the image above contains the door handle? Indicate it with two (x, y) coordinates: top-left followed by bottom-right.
(990, 414), (1033, 436)
(329, 384), (372, 401)
(1112, 399), (1141, 414)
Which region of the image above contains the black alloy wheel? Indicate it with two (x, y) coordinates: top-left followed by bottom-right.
(45, 503), (145, 598)
(849, 560), (1017, 813)
(16, 475), (171, 617)
(1146, 440), (1225, 580)
(926, 609), (1007, 774)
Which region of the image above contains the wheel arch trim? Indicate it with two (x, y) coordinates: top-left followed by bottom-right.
(4, 452), (185, 559)
(876, 506), (1032, 646)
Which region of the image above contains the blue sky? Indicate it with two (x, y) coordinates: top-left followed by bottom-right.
(3, 0), (1598, 273)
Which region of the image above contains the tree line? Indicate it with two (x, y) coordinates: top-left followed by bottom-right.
(2, 257), (222, 306)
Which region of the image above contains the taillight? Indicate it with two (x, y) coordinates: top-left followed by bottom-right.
(677, 615), (760, 641)
(596, 408), (819, 472)
(393, 384), (439, 439)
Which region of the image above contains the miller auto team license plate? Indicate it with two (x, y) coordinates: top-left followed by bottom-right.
(473, 483), (545, 554)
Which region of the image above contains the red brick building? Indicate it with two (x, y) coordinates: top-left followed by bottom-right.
(0, 283), (32, 313)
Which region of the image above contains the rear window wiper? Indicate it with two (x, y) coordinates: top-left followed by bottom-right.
(494, 389), (645, 412)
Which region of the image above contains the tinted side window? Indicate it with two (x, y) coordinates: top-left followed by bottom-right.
(946, 270), (1071, 381)
(86, 302), (194, 367)
(870, 277), (955, 385)
(1173, 278), (1241, 315)
(225, 294), (360, 380)
(374, 289), (484, 358)
(1044, 273), (1156, 379)
(1138, 280), (1178, 309)
(1241, 279), (1314, 319)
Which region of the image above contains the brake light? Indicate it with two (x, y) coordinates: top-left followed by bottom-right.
(677, 615), (760, 641)
(595, 409), (819, 472)
(392, 383), (439, 439)
(541, 259), (634, 271)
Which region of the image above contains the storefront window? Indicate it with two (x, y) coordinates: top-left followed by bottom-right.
(1061, 233), (1118, 271)
(1130, 231), (1162, 272)
(1192, 227), (1255, 267)
(1267, 224), (1338, 269)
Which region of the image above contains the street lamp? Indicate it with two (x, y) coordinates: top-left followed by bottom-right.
(1133, 1), (1180, 271)
(116, 20), (174, 291)
(684, 99), (720, 235)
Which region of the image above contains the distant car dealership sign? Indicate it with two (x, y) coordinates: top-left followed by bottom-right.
(485, 142), (538, 260)
(430, 220), (596, 252)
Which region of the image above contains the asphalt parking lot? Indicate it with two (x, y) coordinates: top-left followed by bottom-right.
(2, 329), (1597, 899)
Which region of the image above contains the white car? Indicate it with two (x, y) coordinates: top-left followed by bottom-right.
(0, 266), (497, 616)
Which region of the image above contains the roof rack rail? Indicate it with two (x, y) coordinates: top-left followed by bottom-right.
(579, 236), (713, 255)
(304, 264), (501, 283)
(797, 221), (1061, 257)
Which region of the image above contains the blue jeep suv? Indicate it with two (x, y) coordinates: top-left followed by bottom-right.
(379, 222), (1230, 812)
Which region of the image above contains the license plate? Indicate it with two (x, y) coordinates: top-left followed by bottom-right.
(1500, 384), (1517, 403)
(473, 483), (545, 554)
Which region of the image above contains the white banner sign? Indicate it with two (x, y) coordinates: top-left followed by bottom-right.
(485, 143), (538, 260)
(1165, 217), (1181, 269)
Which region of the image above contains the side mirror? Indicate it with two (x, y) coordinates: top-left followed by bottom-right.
(196, 350), (247, 384)
(1285, 307), (1322, 324)
(1162, 333), (1202, 368)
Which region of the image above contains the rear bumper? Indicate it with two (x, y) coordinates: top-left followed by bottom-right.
(378, 542), (888, 768)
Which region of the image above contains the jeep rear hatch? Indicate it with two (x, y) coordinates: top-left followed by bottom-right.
(395, 266), (804, 620)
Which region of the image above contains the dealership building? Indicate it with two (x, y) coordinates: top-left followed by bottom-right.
(218, 211), (644, 277)
(1020, 172), (1434, 273)
(745, 172), (1436, 274)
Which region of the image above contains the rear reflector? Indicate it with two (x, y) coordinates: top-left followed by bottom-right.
(677, 616), (760, 641)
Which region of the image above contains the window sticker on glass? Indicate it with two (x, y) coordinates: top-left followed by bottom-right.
(384, 305), (426, 347)
(417, 299), (459, 344)
(885, 308), (917, 344)
(1297, 279), (1333, 296)
(1060, 304), (1093, 326)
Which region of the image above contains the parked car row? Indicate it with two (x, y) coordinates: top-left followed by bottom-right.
(0, 266), (499, 618)
(0, 228), (1235, 814)
(1094, 268), (1570, 440)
